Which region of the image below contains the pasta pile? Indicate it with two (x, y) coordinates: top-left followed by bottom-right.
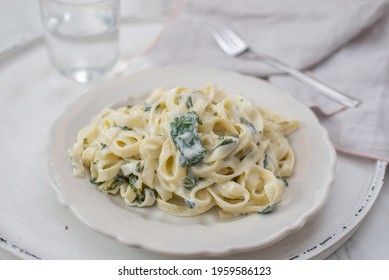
(68, 85), (299, 217)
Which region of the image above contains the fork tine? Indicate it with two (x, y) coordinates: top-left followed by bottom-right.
(219, 23), (248, 49)
(215, 23), (247, 47)
(211, 24), (234, 50)
(212, 23), (236, 48)
(210, 26), (226, 45)
(211, 26), (235, 54)
(211, 22), (248, 56)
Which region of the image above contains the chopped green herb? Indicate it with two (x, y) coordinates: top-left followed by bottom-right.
(144, 103), (153, 111)
(99, 143), (107, 150)
(241, 117), (256, 136)
(128, 173), (138, 187)
(129, 185), (145, 204)
(125, 174), (147, 204)
(82, 138), (88, 145)
(101, 174), (126, 192)
(129, 185), (155, 205)
(259, 204), (275, 214)
(263, 152), (269, 169)
(212, 136), (238, 151)
(90, 178), (101, 185)
(170, 111), (206, 167)
(185, 96), (193, 109)
(184, 199), (195, 209)
(116, 125), (131, 131)
(183, 175), (196, 190)
(277, 176), (289, 187)
(150, 188), (158, 199)
(135, 162), (143, 173)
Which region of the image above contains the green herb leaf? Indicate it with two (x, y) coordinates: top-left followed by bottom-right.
(277, 176), (289, 187)
(263, 152), (269, 169)
(185, 96), (193, 109)
(241, 117), (256, 136)
(184, 199), (195, 209)
(259, 204), (274, 214)
(183, 175), (196, 190)
(150, 188), (158, 199)
(90, 178), (101, 185)
(99, 143), (107, 150)
(129, 184), (145, 204)
(101, 173), (126, 192)
(115, 125), (132, 131)
(129, 185), (155, 205)
(128, 173), (138, 187)
(170, 111), (206, 167)
(212, 136), (238, 151)
(135, 162), (143, 173)
(144, 103), (153, 111)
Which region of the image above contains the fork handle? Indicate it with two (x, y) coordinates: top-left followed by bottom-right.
(249, 53), (361, 108)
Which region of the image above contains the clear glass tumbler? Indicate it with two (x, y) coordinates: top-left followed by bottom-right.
(40, 0), (120, 83)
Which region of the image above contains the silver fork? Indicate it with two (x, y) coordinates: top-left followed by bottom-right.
(211, 23), (361, 109)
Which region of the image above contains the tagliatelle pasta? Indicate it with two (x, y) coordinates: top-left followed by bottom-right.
(68, 84), (299, 217)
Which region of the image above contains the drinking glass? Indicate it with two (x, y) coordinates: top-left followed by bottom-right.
(40, 0), (120, 83)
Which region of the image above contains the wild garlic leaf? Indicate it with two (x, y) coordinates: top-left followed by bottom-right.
(144, 103), (153, 111)
(130, 186), (157, 205)
(185, 96), (193, 109)
(128, 173), (138, 187)
(259, 204), (274, 214)
(185, 199), (195, 209)
(183, 175), (196, 190)
(90, 178), (101, 185)
(150, 188), (158, 199)
(135, 162), (143, 173)
(115, 125), (132, 131)
(129, 184), (145, 204)
(277, 176), (289, 187)
(101, 173), (126, 192)
(170, 111), (206, 167)
(263, 152), (269, 169)
(212, 136), (238, 151)
(241, 117), (256, 136)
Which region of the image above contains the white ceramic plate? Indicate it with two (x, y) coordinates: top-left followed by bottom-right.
(47, 66), (336, 257)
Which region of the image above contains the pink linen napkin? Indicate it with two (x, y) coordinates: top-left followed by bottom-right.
(128, 0), (389, 162)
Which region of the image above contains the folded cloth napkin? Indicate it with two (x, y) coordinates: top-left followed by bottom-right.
(129, 0), (389, 162)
